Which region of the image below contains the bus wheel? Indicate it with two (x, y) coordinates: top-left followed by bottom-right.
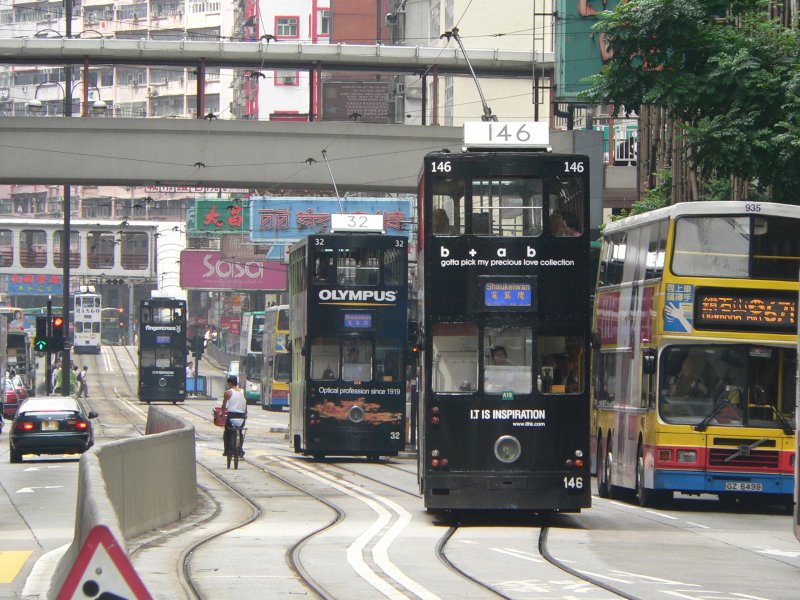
(597, 438), (611, 498)
(636, 447), (670, 507)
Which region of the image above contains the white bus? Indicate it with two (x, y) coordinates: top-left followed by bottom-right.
(74, 289), (102, 354)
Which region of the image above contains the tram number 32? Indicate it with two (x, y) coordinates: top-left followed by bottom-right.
(563, 476), (584, 490)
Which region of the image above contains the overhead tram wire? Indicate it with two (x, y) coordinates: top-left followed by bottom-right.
(440, 27), (497, 122)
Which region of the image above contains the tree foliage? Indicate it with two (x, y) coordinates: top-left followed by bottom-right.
(586, 0), (800, 202)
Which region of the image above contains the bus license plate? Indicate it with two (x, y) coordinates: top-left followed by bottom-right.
(725, 482), (762, 492)
(42, 421), (59, 431)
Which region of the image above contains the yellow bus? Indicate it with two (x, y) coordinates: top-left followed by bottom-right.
(259, 304), (290, 411)
(592, 201), (798, 509)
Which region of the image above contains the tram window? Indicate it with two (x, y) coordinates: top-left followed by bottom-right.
(310, 337), (340, 380)
(120, 232), (149, 270)
(20, 229), (47, 269)
(549, 175), (585, 236)
(537, 336), (583, 394)
(0, 229), (13, 267)
(75, 322), (83, 333)
(431, 178), (465, 235)
(155, 347), (171, 368)
(431, 323), (478, 393)
(313, 251), (336, 284)
(53, 230), (80, 268)
(335, 248), (380, 286)
(472, 178), (542, 237)
(92, 322), (100, 333)
(342, 340), (372, 382)
(483, 327), (532, 394)
(375, 340), (402, 382)
(382, 247), (404, 286)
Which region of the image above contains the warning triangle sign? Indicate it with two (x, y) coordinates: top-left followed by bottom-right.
(57, 525), (152, 600)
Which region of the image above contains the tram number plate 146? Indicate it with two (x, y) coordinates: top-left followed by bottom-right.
(725, 481), (762, 492)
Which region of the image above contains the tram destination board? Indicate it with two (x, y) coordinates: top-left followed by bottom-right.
(695, 288), (796, 333)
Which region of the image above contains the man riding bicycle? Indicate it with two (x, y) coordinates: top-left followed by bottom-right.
(221, 375), (247, 457)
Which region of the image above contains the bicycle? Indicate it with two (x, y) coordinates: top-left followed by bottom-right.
(224, 418), (245, 470)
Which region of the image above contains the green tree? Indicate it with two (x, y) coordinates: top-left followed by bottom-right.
(586, 0), (800, 203)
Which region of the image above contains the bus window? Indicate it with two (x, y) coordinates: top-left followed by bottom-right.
(538, 336), (582, 394)
(483, 326), (532, 394)
(342, 341), (372, 382)
(311, 337), (340, 380)
(273, 353), (291, 383)
(432, 323), (478, 393)
(432, 178), (465, 235)
(472, 178), (542, 237)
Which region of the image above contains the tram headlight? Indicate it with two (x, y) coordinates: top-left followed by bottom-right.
(158, 377), (167, 388)
(348, 405), (365, 423)
(494, 435), (522, 464)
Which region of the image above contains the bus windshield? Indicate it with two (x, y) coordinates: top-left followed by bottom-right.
(659, 345), (797, 429)
(672, 215), (800, 279)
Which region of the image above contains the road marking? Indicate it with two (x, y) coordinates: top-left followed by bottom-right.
(489, 547), (544, 563)
(16, 485), (64, 494)
(757, 548), (800, 558)
(645, 510), (678, 520)
(0, 551), (32, 583)
(686, 521), (710, 529)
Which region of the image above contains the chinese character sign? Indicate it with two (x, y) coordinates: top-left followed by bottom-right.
(6, 274), (63, 296)
(193, 199), (251, 233)
(249, 197), (412, 243)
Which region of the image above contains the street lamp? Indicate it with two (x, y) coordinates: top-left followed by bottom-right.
(26, 81), (107, 117)
(25, 76), (106, 390)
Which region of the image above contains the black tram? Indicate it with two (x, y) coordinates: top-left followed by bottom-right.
(288, 216), (408, 459)
(417, 122), (592, 511)
(138, 297), (187, 404)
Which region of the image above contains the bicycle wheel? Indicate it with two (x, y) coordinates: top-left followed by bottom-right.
(225, 428), (233, 469)
(233, 428), (240, 470)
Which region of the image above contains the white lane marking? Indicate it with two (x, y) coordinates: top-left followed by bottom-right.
(489, 547), (544, 563)
(757, 548), (800, 558)
(16, 486), (64, 494)
(280, 458), (441, 600)
(686, 521), (710, 529)
(645, 510), (678, 520)
(610, 570), (700, 586)
(102, 346), (113, 372)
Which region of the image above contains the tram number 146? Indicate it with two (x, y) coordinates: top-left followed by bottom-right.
(563, 476), (584, 490)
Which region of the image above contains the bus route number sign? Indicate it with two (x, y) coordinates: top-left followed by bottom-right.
(695, 290), (796, 333)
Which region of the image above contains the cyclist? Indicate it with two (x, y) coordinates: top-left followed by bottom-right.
(221, 375), (247, 457)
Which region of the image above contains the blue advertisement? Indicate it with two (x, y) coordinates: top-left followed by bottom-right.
(249, 197), (413, 246)
(664, 283), (694, 333)
(6, 274), (63, 296)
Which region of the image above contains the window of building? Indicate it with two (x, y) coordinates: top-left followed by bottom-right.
(275, 16), (299, 38)
(0, 230), (12, 267)
(317, 9), (331, 36)
(88, 231), (115, 269)
(53, 231), (80, 269)
(20, 229), (47, 269)
(274, 70), (299, 86)
(120, 232), (149, 270)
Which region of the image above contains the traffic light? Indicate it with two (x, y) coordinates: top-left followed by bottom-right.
(192, 333), (205, 359)
(34, 316), (49, 352)
(50, 316), (65, 352)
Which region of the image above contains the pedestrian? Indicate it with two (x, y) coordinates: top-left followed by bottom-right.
(186, 361), (195, 397)
(75, 366), (89, 398)
(51, 360), (61, 394)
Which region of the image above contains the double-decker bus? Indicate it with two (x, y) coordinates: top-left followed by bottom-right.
(260, 304), (290, 411)
(138, 297), (187, 404)
(288, 214), (408, 460)
(73, 288), (102, 354)
(592, 202), (798, 509)
(416, 122), (592, 511)
(239, 310), (266, 404)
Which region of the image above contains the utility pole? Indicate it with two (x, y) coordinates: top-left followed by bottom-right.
(61, 0), (73, 385)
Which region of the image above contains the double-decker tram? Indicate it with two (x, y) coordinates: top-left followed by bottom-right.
(592, 202), (798, 509)
(239, 310), (266, 404)
(417, 122), (592, 511)
(138, 297), (187, 404)
(288, 214), (408, 459)
(260, 304), (290, 411)
(73, 287), (102, 354)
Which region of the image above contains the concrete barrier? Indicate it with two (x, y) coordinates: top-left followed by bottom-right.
(49, 406), (197, 597)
